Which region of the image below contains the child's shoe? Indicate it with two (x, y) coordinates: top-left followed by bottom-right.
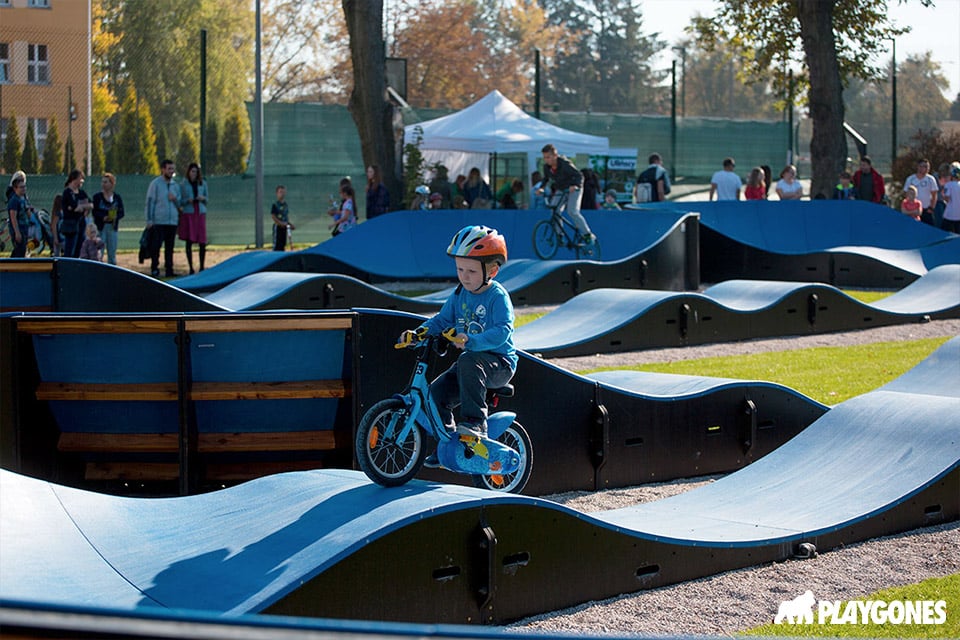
(456, 421), (487, 438)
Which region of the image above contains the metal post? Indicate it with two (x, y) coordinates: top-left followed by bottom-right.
(534, 49), (541, 120)
(787, 70), (794, 165)
(890, 38), (897, 167)
(670, 60), (676, 181)
(67, 85), (72, 151)
(200, 29), (207, 173)
(253, 1), (264, 248)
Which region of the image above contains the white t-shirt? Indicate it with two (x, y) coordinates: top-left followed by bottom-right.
(943, 181), (960, 222)
(776, 179), (803, 199)
(903, 174), (938, 209)
(711, 170), (743, 200)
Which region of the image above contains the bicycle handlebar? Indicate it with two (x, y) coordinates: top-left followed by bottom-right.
(395, 327), (461, 350)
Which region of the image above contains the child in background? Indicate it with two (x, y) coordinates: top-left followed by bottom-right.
(79, 223), (104, 261)
(601, 189), (621, 210)
(270, 185), (296, 251)
(399, 226), (516, 467)
(330, 184), (357, 236)
(901, 185), (922, 221)
(744, 167), (766, 200)
(834, 171), (856, 200)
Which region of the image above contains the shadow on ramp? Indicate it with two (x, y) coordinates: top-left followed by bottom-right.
(2, 338), (956, 624)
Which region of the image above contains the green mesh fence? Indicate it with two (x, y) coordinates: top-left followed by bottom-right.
(247, 102), (793, 185)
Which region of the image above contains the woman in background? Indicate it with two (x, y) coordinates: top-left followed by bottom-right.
(92, 173), (125, 265)
(178, 162), (208, 274)
(365, 165), (390, 219)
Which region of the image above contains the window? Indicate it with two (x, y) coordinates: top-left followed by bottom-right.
(28, 118), (48, 157)
(28, 44), (49, 84)
(0, 118), (7, 158)
(0, 43), (8, 84)
(28, 0), (51, 7)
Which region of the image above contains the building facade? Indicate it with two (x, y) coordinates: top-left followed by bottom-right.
(0, 0), (91, 173)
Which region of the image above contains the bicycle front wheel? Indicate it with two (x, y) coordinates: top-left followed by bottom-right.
(532, 219), (560, 259)
(576, 237), (602, 261)
(355, 398), (426, 487)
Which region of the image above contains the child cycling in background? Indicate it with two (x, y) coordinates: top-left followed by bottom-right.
(399, 225), (517, 465)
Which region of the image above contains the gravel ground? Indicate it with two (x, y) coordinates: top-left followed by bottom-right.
(503, 317), (960, 637)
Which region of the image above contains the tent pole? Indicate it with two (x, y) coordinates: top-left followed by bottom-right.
(491, 152), (497, 208)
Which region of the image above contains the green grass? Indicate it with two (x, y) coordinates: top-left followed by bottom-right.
(845, 289), (895, 304)
(579, 338), (950, 405)
(745, 573), (960, 638)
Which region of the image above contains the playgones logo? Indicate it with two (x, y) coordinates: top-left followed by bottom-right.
(774, 591), (947, 625)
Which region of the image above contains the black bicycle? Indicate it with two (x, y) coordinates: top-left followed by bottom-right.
(532, 191), (601, 260)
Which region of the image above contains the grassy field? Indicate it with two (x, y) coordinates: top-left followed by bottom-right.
(745, 574), (959, 638)
(580, 338), (950, 405)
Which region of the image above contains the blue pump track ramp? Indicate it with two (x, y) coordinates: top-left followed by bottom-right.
(681, 200), (960, 287)
(3, 338), (957, 625)
(0, 258), (227, 313)
(515, 264), (960, 357)
(172, 208), (699, 294)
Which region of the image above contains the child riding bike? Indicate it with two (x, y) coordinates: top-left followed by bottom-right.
(399, 225), (517, 467)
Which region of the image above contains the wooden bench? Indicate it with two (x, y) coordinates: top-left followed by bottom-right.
(23, 314), (356, 487)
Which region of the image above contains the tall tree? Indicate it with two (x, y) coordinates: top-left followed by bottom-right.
(537, 0), (666, 113)
(678, 37), (780, 119)
(220, 109), (249, 175)
(176, 124), (200, 175)
(63, 137), (77, 175)
(262, 0), (349, 102)
(692, 1), (918, 198)
(342, 0), (401, 207)
(2, 115), (21, 174)
(111, 1), (252, 150)
(41, 117), (62, 174)
(21, 124), (39, 174)
(204, 118), (220, 175)
(113, 86), (160, 175)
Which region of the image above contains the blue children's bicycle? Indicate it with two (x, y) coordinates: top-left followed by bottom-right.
(355, 328), (533, 494)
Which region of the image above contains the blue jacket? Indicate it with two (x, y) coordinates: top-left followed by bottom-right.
(180, 179), (208, 214)
(144, 176), (181, 226)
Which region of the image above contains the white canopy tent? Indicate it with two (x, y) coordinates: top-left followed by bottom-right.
(403, 90), (610, 196)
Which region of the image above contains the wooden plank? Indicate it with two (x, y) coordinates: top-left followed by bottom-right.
(17, 319), (178, 334)
(197, 430), (344, 452)
(59, 432), (179, 453)
(59, 430), (347, 453)
(190, 380), (349, 400)
(0, 260), (53, 273)
(37, 382), (178, 401)
(84, 462), (180, 481)
(184, 316), (353, 333)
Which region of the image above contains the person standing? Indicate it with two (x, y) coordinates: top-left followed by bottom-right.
(144, 159), (182, 278)
(178, 162), (208, 274)
(6, 176), (28, 257)
(365, 165), (390, 219)
(633, 153), (670, 203)
(540, 143), (594, 242)
(903, 158), (939, 225)
(852, 156), (886, 204)
(709, 157), (743, 201)
(775, 165), (803, 201)
(91, 173), (125, 265)
(62, 169), (94, 258)
(940, 163), (960, 234)
(744, 167), (767, 200)
(271, 184), (295, 251)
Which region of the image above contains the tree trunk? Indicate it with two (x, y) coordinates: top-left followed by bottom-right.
(797, 0), (847, 199)
(342, 0), (402, 212)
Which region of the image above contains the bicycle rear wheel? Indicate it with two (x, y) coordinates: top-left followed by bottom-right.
(532, 219), (560, 259)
